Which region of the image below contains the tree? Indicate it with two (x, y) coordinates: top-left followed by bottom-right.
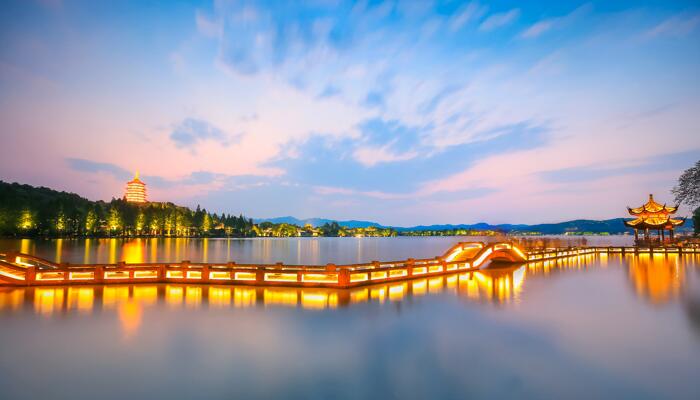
(673, 160), (700, 235)
(673, 160), (700, 209)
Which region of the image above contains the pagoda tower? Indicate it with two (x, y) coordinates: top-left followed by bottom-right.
(624, 194), (684, 244)
(124, 171), (147, 203)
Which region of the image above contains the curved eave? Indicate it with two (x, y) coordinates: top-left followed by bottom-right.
(624, 217), (685, 229)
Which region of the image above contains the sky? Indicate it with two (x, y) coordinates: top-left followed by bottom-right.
(0, 0), (699, 226)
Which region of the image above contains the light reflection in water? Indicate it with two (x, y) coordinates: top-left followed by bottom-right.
(0, 236), (636, 266)
(122, 240), (145, 264)
(628, 253), (684, 304)
(118, 301), (142, 339)
(2, 254), (698, 338)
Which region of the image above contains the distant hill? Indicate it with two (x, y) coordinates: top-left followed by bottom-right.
(254, 216), (694, 234)
(253, 216), (385, 229)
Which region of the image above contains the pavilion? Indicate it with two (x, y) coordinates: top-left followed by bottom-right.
(124, 171), (147, 203)
(624, 194), (684, 244)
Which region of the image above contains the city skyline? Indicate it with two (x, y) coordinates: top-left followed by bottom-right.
(1, 0), (699, 225)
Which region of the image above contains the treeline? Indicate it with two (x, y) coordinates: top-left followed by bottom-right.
(0, 181), (254, 237)
(0, 181), (397, 238)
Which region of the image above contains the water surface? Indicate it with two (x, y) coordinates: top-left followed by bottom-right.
(1, 237), (698, 400)
(0, 235), (633, 265)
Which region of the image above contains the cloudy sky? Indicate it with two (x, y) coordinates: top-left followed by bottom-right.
(1, 0), (699, 225)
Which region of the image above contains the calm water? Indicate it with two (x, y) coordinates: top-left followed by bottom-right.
(0, 235), (633, 265)
(2, 237), (700, 400)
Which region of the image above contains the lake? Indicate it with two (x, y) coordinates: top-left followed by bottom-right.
(1, 237), (699, 400)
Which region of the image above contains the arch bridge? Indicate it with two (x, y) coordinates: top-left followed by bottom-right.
(2, 242), (694, 289)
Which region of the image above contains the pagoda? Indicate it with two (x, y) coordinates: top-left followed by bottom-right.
(124, 171), (147, 203)
(624, 194), (684, 243)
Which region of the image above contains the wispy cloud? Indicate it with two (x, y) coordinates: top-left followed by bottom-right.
(479, 9), (520, 32)
(66, 158), (234, 189)
(645, 13), (700, 38)
(66, 158), (131, 181)
(449, 2), (487, 32)
(520, 3), (593, 39)
(521, 20), (554, 39)
(538, 150), (700, 183)
(170, 118), (240, 150)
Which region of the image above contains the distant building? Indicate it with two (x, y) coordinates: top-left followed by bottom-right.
(625, 194), (684, 243)
(124, 171), (147, 203)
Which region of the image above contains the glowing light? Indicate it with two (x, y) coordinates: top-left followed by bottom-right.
(134, 270), (158, 279)
(103, 286), (130, 308)
(412, 267), (427, 275)
(34, 288), (64, 315)
(234, 287), (256, 307)
(234, 272), (256, 281)
(209, 287), (231, 307)
(36, 271), (64, 281)
(264, 273), (298, 282)
(350, 273), (369, 282)
(124, 172), (147, 203)
(388, 283), (406, 301)
(370, 271), (388, 280)
(388, 269), (407, 278)
(264, 288), (298, 306)
(301, 273), (338, 283)
(412, 279), (427, 296)
(69, 271), (94, 280)
(67, 287), (94, 312)
(428, 265), (443, 273)
(104, 271), (130, 280)
(165, 285), (184, 306)
(118, 301), (143, 338)
(185, 286), (202, 307)
(210, 271), (231, 280)
(186, 271), (202, 279)
(166, 270), (184, 279)
(350, 288), (368, 303)
(133, 286), (158, 304)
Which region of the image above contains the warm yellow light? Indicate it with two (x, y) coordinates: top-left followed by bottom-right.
(350, 273), (369, 282)
(264, 273), (298, 282)
(234, 272), (256, 281)
(301, 273), (338, 283)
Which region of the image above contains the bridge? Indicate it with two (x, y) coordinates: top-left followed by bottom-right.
(0, 242), (697, 288)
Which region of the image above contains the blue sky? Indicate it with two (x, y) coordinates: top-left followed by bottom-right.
(0, 0), (699, 225)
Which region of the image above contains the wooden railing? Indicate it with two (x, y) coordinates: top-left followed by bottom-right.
(1, 243), (698, 288)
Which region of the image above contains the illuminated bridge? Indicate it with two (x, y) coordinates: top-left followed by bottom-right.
(0, 242), (697, 288)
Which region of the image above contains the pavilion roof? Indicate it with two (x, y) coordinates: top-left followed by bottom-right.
(624, 215), (685, 229)
(627, 194), (678, 215)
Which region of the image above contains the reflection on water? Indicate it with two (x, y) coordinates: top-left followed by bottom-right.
(628, 253), (684, 304)
(3, 253), (699, 329)
(1, 252), (700, 400)
(0, 236), (635, 265)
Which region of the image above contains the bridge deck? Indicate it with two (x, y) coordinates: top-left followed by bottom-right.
(0, 242), (698, 288)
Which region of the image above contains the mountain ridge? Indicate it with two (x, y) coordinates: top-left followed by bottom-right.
(254, 216), (694, 234)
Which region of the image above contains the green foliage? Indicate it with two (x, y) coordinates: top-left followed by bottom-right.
(0, 181), (404, 238)
(0, 181), (256, 238)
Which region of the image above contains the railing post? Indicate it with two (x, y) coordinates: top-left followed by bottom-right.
(25, 266), (36, 286)
(181, 261), (189, 280)
(94, 266), (104, 284)
(406, 258), (415, 277)
(61, 263), (70, 283)
(337, 268), (349, 288)
(255, 268), (265, 284)
(202, 265), (210, 283)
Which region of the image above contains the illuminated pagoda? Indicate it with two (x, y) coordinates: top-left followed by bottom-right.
(124, 171), (147, 203)
(624, 194), (684, 243)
